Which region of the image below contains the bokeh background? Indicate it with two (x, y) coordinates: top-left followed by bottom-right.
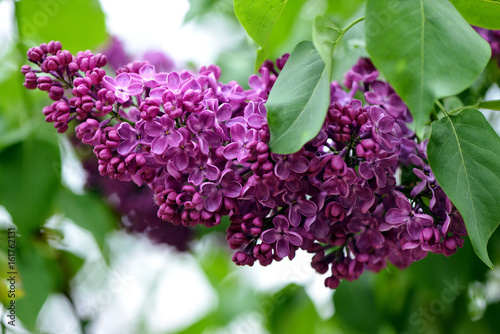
(1, 0), (500, 333)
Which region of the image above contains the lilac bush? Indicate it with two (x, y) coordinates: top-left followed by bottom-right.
(22, 41), (467, 289)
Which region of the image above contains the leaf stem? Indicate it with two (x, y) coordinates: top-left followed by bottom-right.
(435, 100), (449, 116)
(334, 16), (365, 52)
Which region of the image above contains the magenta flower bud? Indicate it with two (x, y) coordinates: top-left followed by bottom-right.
(228, 232), (247, 249)
(232, 251), (255, 266)
(325, 202), (345, 222)
(27, 47), (44, 62)
(256, 142), (269, 153)
(330, 155), (346, 173)
(81, 95), (94, 112)
(21, 65), (32, 75)
(55, 122), (68, 133)
(356, 139), (380, 159)
(45, 56), (60, 71)
(57, 50), (73, 65)
(324, 276), (340, 289)
(68, 62), (79, 73)
(37, 76), (53, 91)
(23, 72), (38, 89)
(47, 41), (62, 54)
(49, 85), (65, 101)
(94, 53), (107, 67)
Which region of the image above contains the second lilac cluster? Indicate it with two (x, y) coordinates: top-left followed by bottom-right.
(22, 41), (466, 288)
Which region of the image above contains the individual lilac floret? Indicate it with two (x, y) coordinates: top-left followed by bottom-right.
(188, 157), (220, 186)
(186, 111), (223, 155)
(261, 215), (303, 258)
(116, 121), (151, 156)
(223, 124), (258, 163)
(76, 118), (105, 146)
(102, 73), (144, 103)
(144, 115), (182, 155)
(201, 170), (242, 212)
(272, 149), (309, 180)
(385, 195), (434, 239)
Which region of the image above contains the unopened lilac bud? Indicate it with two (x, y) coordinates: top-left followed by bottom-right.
(57, 50), (73, 65)
(49, 85), (65, 101)
(81, 95), (94, 112)
(330, 155), (346, 173)
(233, 251), (255, 266)
(47, 41), (62, 54)
(324, 276), (340, 289)
(257, 153), (268, 163)
(326, 202), (345, 222)
(27, 47), (44, 62)
(94, 53), (107, 67)
(256, 141), (268, 153)
(356, 139), (379, 159)
(228, 232), (247, 249)
(55, 122), (68, 133)
(37, 76), (53, 91)
(68, 62), (79, 73)
(21, 65), (32, 75)
(45, 56), (60, 71)
(23, 72), (38, 89)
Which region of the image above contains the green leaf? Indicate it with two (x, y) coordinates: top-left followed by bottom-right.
(16, 243), (53, 330)
(184, 0), (235, 23)
(233, 0), (287, 66)
(327, 0), (366, 25)
(333, 274), (380, 333)
(312, 15), (342, 77)
(0, 139), (60, 235)
(56, 188), (116, 255)
(265, 284), (322, 334)
(266, 41), (330, 154)
(16, 0), (107, 53)
(477, 100), (500, 111)
(450, 0), (500, 30)
(365, 0), (490, 132)
(428, 108), (500, 268)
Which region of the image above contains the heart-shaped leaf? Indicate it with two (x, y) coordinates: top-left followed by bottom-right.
(428, 108), (500, 268)
(233, 0), (288, 68)
(365, 0), (491, 132)
(312, 15), (342, 77)
(451, 0), (500, 30)
(266, 41), (330, 154)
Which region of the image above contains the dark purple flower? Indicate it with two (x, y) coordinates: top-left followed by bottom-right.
(187, 111), (223, 154)
(365, 81), (408, 120)
(116, 121), (151, 156)
(278, 190), (317, 227)
(261, 215), (303, 258)
(187, 157), (220, 186)
(144, 115), (182, 155)
(343, 58), (379, 89)
(160, 128), (196, 171)
(200, 169), (242, 212)
(223, 123), (257, 163)
(322, 155), (357, 197)
(76, 119), (104, 146)
(363, 106), (399, 150)
(385, 195), (434, 239)
(272, 150), (309, 180)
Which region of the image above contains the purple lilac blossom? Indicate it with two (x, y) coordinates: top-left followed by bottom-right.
(23, 41), (467, 290)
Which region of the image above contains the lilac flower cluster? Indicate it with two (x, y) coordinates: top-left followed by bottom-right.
(23, 41), (466, 289)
